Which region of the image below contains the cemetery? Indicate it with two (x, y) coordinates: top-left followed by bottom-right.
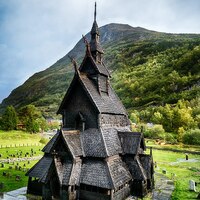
(0, 134), (199, 199)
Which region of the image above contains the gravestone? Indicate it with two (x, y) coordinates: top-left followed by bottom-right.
(185, 153), (189, 160)
(189, 180), (196, 192)
(15, 175), (21, 181)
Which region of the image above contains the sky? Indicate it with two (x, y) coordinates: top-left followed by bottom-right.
(0, 0), (200, 103)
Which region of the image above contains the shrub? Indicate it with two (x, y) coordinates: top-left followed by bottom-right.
(182, 129), (200, 145)
(144, 124), (165, 139)
(165, 133), (178, 144)
(39, 137), (49, 145)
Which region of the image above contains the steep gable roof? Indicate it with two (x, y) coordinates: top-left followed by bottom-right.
(79, 53), (109, 76)
(124, 156), (147, 181)
(26, 156), (53, 183)
(101, 128), (122, 156)
(80, 74), (127, 115)
(57, 72), (127, 115)
(107, 155), (132, 188)
(118, 132), (146, 155)
(42, 131), (60, 153)
(62, 130), (82, 157)
(139, 154), (153, 179)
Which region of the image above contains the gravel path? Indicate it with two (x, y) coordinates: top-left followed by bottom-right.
(152, 172), (175, 200)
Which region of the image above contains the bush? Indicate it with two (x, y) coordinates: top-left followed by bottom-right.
(39, 137), (49, 145)
(144, 124), (165, 139)
(165, 133), (178, 144)
(182, 129), (200, 145)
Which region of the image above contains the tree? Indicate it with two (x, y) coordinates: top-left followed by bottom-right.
(18, 105), (43, 133)
(1, 106), (18, 131)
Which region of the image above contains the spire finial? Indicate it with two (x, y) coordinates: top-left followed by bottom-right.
(94, 2), (97, 21)
(68, 56), (80, 75)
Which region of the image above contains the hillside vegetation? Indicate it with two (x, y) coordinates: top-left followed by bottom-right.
(0, 23), (200, 140)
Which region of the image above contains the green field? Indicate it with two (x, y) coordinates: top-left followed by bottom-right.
(0, 130), (44, 146)
(0, 130), (45, 192)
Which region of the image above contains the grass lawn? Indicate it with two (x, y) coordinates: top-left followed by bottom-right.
(0, 130), (44, 147)
(0, 130), (46, 192)
(0, 160), (38, 192)
(146, 139), (200, 152)
(149, 149), (200, 200)
(0, 146), (43, 159)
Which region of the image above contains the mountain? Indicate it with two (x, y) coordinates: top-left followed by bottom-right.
(0, 23), (200, 118)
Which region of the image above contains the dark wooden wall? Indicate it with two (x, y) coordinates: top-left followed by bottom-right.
(63, 81), (98, 129)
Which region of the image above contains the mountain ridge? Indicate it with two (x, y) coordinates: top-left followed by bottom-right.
(0, 23), (200, 117)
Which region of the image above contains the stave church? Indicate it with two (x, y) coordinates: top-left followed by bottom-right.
(26, 3), (154, 200)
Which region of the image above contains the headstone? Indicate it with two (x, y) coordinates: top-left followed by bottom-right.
(185, 153), (189, 160)
(15, 175), (21, 181)
(189, 180), (196, 192)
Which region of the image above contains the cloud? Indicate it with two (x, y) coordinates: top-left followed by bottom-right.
(0, 0), (200, 103)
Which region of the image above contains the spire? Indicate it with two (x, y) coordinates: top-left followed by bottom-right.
(90, 2), (104, 63)
(94, 2), (97, 21)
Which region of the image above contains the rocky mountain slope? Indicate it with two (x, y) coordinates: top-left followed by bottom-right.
(0, 23), (200, 118)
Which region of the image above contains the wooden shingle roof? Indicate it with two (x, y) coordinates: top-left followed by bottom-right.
(79, 53), (108, 76)
(42, 131), (60, 153)
(101, 128), (122, 156)
(140, 155), (153, 179)
(80, 74), (127, 115)
(26, 156), (53, 183)
(124, 156), (147, 181)
(80, 156), (131, 189)
(118, 132), (146, 155)
(80, 159), (112, 189)
(62, 130), (82, 157)
(81, 128), (107, 157)
(107, 156), (132, 188)
(62, 160), (73, 185)
(68, 159), (82, 186)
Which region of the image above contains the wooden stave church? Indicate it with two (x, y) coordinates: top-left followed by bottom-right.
(26, 4), (154, 200)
